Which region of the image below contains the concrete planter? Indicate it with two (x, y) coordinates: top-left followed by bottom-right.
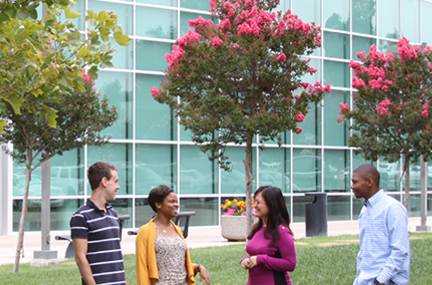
(221, 215), (258, 241)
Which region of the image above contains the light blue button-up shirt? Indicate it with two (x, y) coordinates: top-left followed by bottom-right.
(353, 190), (410, 285)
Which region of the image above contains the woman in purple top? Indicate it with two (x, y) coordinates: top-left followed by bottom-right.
(241, 186), (296, 285)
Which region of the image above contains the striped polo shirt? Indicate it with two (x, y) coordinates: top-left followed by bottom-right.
(70, 199), (126, 285)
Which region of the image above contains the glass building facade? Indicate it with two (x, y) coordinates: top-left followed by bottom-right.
(4, 0), (432, 233)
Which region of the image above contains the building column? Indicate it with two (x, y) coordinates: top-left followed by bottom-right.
(0, 147), (12, 235)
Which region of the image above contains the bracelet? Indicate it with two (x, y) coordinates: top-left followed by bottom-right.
(196, 264), (202, 272)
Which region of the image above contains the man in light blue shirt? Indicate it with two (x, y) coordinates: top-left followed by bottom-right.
(352, 164), (410, 285)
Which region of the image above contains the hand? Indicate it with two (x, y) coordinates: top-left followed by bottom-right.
(241, 256), (257, 269)
(198, 265), (211, 285)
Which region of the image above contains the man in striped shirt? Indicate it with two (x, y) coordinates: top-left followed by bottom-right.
(70, 162), (127, 285)
(351, 164), (410, 285)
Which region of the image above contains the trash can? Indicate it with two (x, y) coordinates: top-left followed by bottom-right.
(305, 193), (328, 237)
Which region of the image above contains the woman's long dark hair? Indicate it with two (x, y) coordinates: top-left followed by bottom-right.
(247, 185), (292, 246)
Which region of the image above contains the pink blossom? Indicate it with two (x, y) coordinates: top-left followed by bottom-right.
(404, 102), (409, 105)
(375, 105), (388, 116)
(348, 60), (360, 69)
(422, 110), (429, 118)
(211, 36), (223, 47)
(295, 112), (305, 123)
(277, 53), (286, 62)
(429, 63), (432, 71)
(339, 103), (350, 115)
(188, 16), (214, 29)
(368, 77), (383, 90)
(228, 9), (235, 17)
(252, 208), (256, 214)
(220, 19), (232, 30)
(187, 29), (201, 42)
(233, 44), (239, 49)
(385, 80), (393, 86)
(224, 208), (235, 216)
(294, 127), (303, 134)
(423, 103), (429, 110)
(300, 82), (310, 89)
(307, 67), (317, 75)
(397, 107), (402, 111)
(81, 71), (95, 85)
(336, 116), (343, 123)
(223, 1), (233, 9)
(352, 77), (366, 89)
(423, 46), (431, 54)
(242, 212), (246, 216)
(382, 85), (388, 92)
(379, 98), (392, 108)
(294, 95), (301, 99)
(324, 84), (331, 93)
(356, 51), (366, 60)
(150, 87), (160, 97)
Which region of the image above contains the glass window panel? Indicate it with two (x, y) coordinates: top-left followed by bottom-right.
(402, 156), (421, 192)
(292, 0), (321, 26)
(180, 198), (218, 226)
(87, 143), (132, 195)
(138, 0), (175, 5)
(180, 145), (218, 195)
(378, 0), (400, 39)
(259, 148), (291, 193)
(293, 148), (322, 193)
(180, 12), (215, 37)
(401, 0), (419, 42)
(50, 148), (85, 196)
(111, 40), (133, 70)
(403, 194), (420, 217)
(180, 0), (210, 10)
(301, 57), (321, 84)
(324, 60), (350, 88)
(324, 150), (350, 193)
(324, 32), (350, 59)
(422, 1), (432, 44)
(275, 1), (290, 12)
(109, 198), (133, 228)
(13, 199), (84, 231)
(324, 0), (349, 31)
(352, 196), (363, 220)
(136, 7), (178, 39)
(136, 40), (171, 72)
(328, 195), (350, 221)
(13, 161), (42, 197)
(353, 0), (376, 35)
(379, 159), (400, 192)
(353, 152), (377, 170)
(180, 124), (193, 142)
(292, 195), (309, 222)
(135, 198), (155, 227)
(324, 90), (350, 146)
(135, 144), (177, 195)
(221, 147), (256, 194)
(378, 39), (398, 53)
(353, 36), (376, 60)
(136, 74), (177, 140)
(95, 71), (133, 139)
(293, 102), (322, 145)
(88, 1), (133, 35)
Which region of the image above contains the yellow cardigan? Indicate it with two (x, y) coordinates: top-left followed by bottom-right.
(136, 218), (197, 285)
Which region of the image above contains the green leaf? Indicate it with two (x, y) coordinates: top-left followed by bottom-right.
(0, 120), (6, 134)
(113, 29), (131, 46)
(46, 108), (59, 128)
(99, 26), (110, 42)
(65, 8), (81, 19)
(5, 98), (22, 115)
(31, 89), (43, 97)
(88, 66), (98, 80)
(67, 29), (82, 44)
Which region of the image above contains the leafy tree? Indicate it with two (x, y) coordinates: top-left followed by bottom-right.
(0, 0), (130, 132)
(1, 72), (118, 272)
(338, 37), (432, 209)
(152, 0), (329, 233)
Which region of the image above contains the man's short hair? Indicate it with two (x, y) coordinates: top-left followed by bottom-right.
(353, 164), (380, 188)
(87, 162), (117, 191)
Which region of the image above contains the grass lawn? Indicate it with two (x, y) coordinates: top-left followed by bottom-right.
(0, 233), (431, 285)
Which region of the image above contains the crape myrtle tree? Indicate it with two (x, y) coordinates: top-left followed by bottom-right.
(1, 73), (118, 272)
(152, 0), (330, 233)
(338, 37), (432, 210)
(0, 0), (130, 132)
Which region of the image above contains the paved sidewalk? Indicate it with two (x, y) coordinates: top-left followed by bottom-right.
(0, 218), (426, 265)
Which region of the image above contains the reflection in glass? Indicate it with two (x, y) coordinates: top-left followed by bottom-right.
(180, 198), (218, 226)
(136, 40), (171, 72)
(328, 195), (350, 221)
(88, 143), (132, 195)
(422, 1), (432, 44)
(136, 144), (177, 195)
(352, 196), (363, 220)
(324, 60), (350, 88)
(378, 0), (399, 39)
(13, 199), (84, 231)
(324, 150), (350, 193)
(136, 74), (177, 140)
(379, 158), (400, 192)
(324, 0), (349, 31)
(293, 102), (322, 146)
(353, 153), (376, 170)
(352, 0), (376, 35)
(293, 195), (309, 223)
(95, 71), (133, 139)
(221, 147), (256, 194)
(88, 1), (133, 35)
(259, 148), (291, 193)
(110, 198), (133, 228)
(180, 0), (210, 10)
(293, 148), (322, 193)
(51, 148), (85, 196)
(136, 7), (177, 39)
(352, 36), (376, 60)
(111, 40), (133, 70)
(292, 0), (321, 25)
(137, 0), (175, 6)
(324, 32), (350, 59)
(324, 90), (349, 146)
(180, 145), (218, 195)
(401, 0), (419, 42)
(135, 198), (155, 227)
(61, 0), (85, 30)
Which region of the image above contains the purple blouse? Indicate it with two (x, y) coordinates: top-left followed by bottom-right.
(242, 225), (296, 285)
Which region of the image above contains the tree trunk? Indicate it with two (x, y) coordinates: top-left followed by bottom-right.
(243, 134), (254, 236)
(404, 159), (410, 212)
(13, 150), (32, 273)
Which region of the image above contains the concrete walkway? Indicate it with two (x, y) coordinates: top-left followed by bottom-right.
(0, 218), (427, 265)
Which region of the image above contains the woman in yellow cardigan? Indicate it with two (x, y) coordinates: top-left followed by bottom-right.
(136, 185), (211, 285)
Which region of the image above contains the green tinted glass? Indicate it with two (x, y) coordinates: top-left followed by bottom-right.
(352, 0), (376, 35)
(402, 0), (419, 42)
(324, 32), (350, 59)
(323, 0), (349, 31)
(88, 1), (133, 35)
(293, 102), (322, 145)
(422, 1), (432, 44)
(352, 36), (376, 60)
(378, 0), (400, 39)
(292, 0), (321, 25)
(324, 90), (350, 146)
(328, 196), (350, 221)
(324, 60), (350, 88)
(324, 149), (350, 192)
(136, 6), (178, 39)
(136, 40), (171, 72)
(180, 0), (210, 10)
(180, 198), (218, 226)
(180, 12), (215, 37)
(259, 147), (291, 193)
(293, 148), (322, 193)
(221, 147), (256, 194)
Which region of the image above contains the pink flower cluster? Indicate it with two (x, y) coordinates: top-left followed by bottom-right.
(277, 53), (286, 62)
(397, 37), (420, 62)
(375, 98), (392, 116)
(422, 102), (429, 118)
(211, 36), (224, 47)
(81, 71), (95, 85)
(188, 16), (214, 30)
(294, 127), (303, 134)
(176, 30), (202, 48)
(150, 87), (160, 98)
(339, 103), (349, 115)
(166, 45), (186, 68)
(295, 112), (305, 122)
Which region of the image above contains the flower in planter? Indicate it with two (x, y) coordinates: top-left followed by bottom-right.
(221, 198), (255, 216)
